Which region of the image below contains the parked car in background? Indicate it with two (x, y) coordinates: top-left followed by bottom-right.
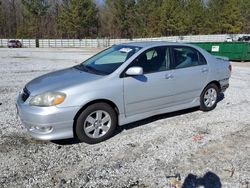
(238, 36), (250, 42)
(16, 42), (231, 144)
(225, 37), (233, 42)
(7, 40), (22, 48)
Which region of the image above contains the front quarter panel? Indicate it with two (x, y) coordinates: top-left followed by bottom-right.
(57, 75), (125, 115)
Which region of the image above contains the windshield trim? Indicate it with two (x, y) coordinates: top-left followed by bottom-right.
(74, 64), (107, 75)
(76, 45), (142, 75)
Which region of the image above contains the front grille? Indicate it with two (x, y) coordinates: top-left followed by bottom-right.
(21, 87), (30, 102)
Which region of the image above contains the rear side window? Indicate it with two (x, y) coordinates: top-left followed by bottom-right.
(170, 47), (207, 69)
(198, 52), (207, 65)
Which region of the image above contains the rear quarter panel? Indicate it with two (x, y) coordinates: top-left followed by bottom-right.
(196, 47), (230, 85)
(209, 56), (230, 82)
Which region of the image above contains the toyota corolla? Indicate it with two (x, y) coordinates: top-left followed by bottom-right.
(16, 42), (231, 144)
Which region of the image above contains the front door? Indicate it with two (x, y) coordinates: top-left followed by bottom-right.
(123, 46), (175, 116)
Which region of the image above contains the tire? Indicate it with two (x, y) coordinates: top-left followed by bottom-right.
(75, 102), (117, 144)
(200, 83), (219, 112)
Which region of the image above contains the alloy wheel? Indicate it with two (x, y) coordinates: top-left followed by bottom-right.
(204, 88), (217, 108)
(83, 110), (112, 139)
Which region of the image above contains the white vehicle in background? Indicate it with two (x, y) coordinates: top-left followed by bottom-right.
(225, 38), (233, 42)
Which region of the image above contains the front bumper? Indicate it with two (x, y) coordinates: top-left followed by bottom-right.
(16, 94), (79, 140)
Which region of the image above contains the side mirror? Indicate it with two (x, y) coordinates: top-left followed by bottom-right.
(125, 67), (143, 76)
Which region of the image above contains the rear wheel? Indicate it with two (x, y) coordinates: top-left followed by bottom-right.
(75, 103), (117, 144)
(200, 83), (219, 111)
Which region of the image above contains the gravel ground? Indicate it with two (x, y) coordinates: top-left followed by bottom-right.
(0, 48), (249, 188)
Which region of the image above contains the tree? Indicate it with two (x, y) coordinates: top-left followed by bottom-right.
(102, 0), (137, 38)
(207, 0), (243, 34)
(160, 0), (187, 36)
(220, 0), (243, 33)
(0, 0), (22, 38)
(240, 0), (250, 33)
(0, 0), (249, 38)
(0, 1), (4, 37)
(136, 0), (163, 37)
(58, 0), (98, 38)
(8, 0), (18, 36)
(185, 0), (207, 34)
(21, 0), (50, 38)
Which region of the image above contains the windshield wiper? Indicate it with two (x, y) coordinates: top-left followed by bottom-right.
(75, 64), (108, 75)
(74, 64), (90, 72)
(85, 65), (108, 75)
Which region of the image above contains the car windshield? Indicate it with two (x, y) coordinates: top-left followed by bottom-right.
(75, 45), (142, 75)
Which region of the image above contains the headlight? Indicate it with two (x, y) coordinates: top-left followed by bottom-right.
(29, 92), (66, 107)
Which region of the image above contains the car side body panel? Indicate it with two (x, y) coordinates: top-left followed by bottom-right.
(123, 71), (175, 116)
(16, 42), (231, 140)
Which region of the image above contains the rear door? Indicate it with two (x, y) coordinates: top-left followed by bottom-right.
(168, 46), (209, 104)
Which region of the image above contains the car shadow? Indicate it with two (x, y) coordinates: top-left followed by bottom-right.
(181, 171), (222, 188)
(115, 107), (199, 134)
(51, 137), (81, 145)
(116, 93), (224, 135)
(52, 93), (225, 146)
(51, 107), (199, 146)
(218, 93), (224, 102)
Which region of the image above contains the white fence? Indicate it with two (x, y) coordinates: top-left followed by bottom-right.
(0, 39), (36, 48)
(0, 34), (249, 48)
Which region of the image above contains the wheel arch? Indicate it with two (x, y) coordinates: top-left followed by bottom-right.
(73, 99), (119, 138)
(204, 80), (221, 93)
(200, 80), (220, 112)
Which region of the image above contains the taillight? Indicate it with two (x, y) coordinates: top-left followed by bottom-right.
(229, 64), (232, 72)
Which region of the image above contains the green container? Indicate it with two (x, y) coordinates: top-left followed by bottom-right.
(191, 42), (250, 61)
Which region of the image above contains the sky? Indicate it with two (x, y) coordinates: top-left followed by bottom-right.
(95, 0), (104, 6)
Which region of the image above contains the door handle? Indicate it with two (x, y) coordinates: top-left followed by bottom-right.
(201, 68), (209, 73)
(165, 74), (174, 79)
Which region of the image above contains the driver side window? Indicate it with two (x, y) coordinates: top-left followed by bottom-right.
(130, 46), (170, 74)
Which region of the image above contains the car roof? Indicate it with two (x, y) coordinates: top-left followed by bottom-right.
(120, 41), (192, 48)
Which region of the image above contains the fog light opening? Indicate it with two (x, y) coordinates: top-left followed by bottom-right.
(29, 126), (53, 133)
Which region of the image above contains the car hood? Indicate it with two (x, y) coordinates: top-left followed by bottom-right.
(26, 67), (102, 95)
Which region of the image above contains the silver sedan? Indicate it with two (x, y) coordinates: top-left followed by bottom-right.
(16, 42), (231, 143)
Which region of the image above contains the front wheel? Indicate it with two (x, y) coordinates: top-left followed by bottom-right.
(75, 103), (117, 144)
(200, 83), (219, 112)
